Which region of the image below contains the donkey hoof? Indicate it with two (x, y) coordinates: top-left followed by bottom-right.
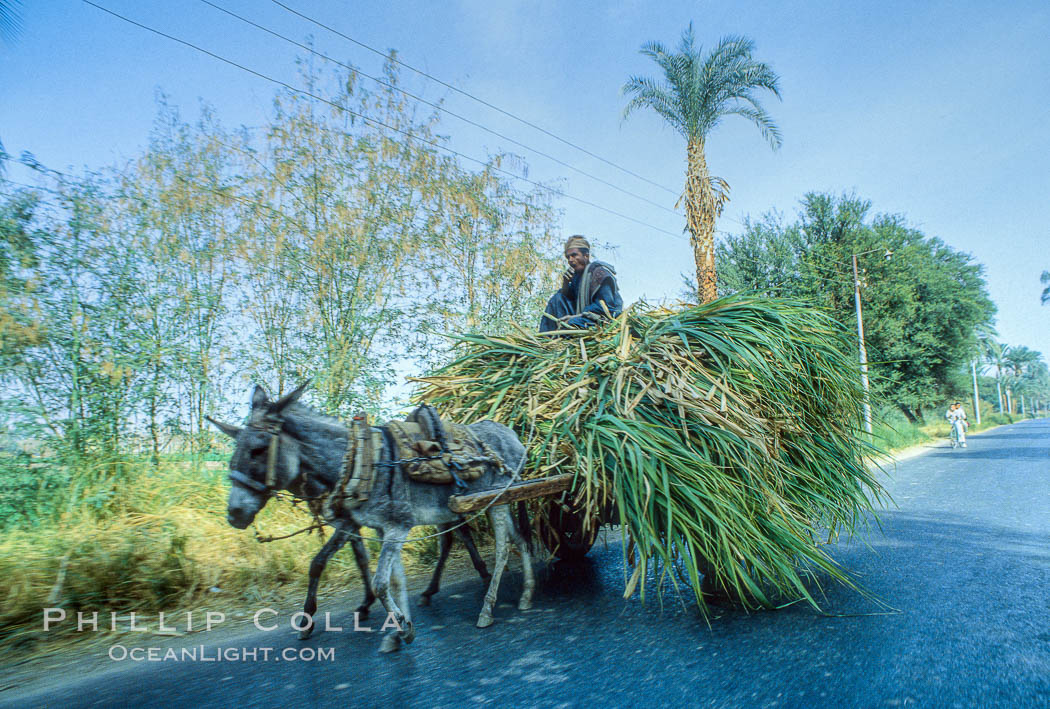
(355, 606), (371, 621)
(418, 594), (432, 607)
(476, 613), (494, 629)
(401, 621), (416, 644)
(298, 625), (314, 641)
(517, 598), (533, 611)
(378, 634), (402, 654)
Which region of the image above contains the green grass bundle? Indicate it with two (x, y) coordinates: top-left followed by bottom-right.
(415, 295), (888, 609)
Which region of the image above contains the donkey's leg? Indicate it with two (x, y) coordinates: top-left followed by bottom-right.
(373, 528), (410, 654)
(299, 524), (351, 640)
(418, 523), (455, 606)
(477, 508), (511, 628)
(456, 524), (492, 584)
(392, 554), (414, 644)
(506, 510), (535, 611)
(347, 530), (377, 620)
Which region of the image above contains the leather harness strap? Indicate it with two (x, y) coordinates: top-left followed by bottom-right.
(263, 421), (281, 489)
(228, 417), (284, 495)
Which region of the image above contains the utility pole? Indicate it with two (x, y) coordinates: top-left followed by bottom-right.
(971, 360), (981, 425)
(852, 254), (873, 434)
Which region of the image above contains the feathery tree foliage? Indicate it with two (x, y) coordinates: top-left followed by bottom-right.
(623, 26), (781, 303)
(0, 57), (562, 527)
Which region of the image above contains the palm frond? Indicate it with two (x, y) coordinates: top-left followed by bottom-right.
(622, 76), (686, 136)
(623, 27), (782, 146)
(724, 105), (783, 150)
(0, 0), (21, 44)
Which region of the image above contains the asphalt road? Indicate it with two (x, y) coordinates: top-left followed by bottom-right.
(4, 420), (1050, 708)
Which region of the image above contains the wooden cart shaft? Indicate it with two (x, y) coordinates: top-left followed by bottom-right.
(447, 473), (574, 514)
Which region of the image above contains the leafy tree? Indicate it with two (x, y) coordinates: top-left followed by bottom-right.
(126, 100), (239, 455)
(0, 169), (151, 482)
(0, 53), (563, 503)
(1041, 270), (1049, 305)
(622, 26), (781, 303)
(227, 59), (560, 416)
(0, 189), (42, 363)
(719, 193), (996, 421)
(417, 153), (561, 346)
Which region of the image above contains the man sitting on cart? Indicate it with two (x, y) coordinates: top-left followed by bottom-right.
(539, 235), (623, 332)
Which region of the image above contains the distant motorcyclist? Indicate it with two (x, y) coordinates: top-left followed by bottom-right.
(945, 402), (968, 448)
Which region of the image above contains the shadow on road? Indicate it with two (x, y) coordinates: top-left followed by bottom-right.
(925, 446), (1050, 460)
(5, 426), (1050, 709)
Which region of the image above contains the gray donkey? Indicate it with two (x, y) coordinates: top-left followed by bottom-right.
(211, 383), (535, 653)
(210, 387), (491, 640)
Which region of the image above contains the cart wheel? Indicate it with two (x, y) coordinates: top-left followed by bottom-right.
(539, 502), (597, 561)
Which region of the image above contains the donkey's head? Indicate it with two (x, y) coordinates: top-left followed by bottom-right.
(207, 381), (310, 529)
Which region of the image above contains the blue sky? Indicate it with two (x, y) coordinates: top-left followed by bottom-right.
(2, 0), (1048, 362)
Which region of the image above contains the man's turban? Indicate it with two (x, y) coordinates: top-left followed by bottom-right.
(564, 235), (591, 254)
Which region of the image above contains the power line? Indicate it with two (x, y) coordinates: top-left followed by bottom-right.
(0, 177), (866, 298)
(6, 170), (833, 293)
(269, 0), (681, 198)
(198, 0), (681, 219)
(2, 173), (312, 235)
(82, 0), (687, 242)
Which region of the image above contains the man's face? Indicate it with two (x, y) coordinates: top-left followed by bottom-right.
(566, 248), (590, 274)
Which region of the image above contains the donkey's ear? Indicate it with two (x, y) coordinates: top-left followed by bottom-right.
(273, 379), (311, 413)
(206, 416), (242, 438)
(251, 385), (269, 410)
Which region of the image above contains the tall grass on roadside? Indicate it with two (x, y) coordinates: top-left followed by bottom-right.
(416, 295), (890, 609)
(869, 404), (1017, 452)
(0, 461), (365, 653)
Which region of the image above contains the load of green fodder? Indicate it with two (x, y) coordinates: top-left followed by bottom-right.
(415, 295), (889, 609)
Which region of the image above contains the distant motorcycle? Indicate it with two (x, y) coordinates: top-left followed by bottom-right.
(946, 403), (968, 449)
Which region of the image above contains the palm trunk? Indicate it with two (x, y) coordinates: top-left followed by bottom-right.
(685, 137), (718, 303)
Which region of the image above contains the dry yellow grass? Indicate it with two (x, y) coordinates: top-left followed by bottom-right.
(0, 460), (447, 657)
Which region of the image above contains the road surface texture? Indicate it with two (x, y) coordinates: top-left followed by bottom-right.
(3, 420), (1049, 708)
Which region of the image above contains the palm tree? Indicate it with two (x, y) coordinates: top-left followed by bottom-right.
(0, 1), (21, 44)
(623, 27), (782, 303)
(1005, 346), (1041, 414)
(982, 340), (1010, 413)
(972, 324), (999, 419)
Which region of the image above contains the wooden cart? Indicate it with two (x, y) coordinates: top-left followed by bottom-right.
(448, 473), (605, 561)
